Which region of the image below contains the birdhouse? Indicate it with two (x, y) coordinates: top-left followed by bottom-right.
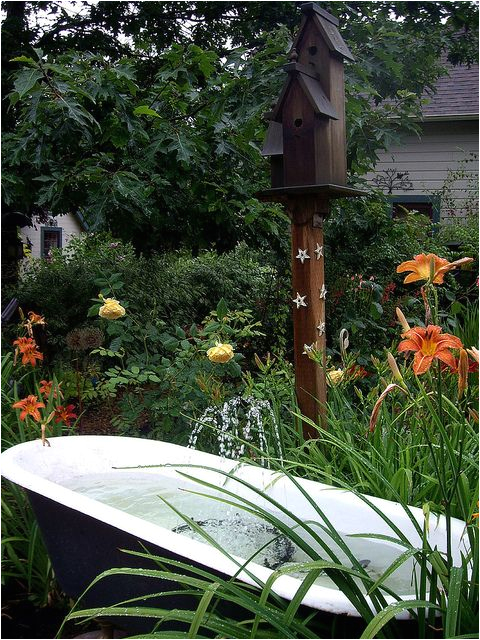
(262, 2), (355, 192)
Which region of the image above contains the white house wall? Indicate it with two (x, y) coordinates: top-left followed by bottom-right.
(20, 213), (84, 259)
(365, 120), (479, 221)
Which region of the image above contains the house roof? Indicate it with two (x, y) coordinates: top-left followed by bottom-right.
(422, 58), (479, 119)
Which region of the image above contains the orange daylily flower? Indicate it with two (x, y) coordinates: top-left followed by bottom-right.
(12, 395), (45, 422)
(54, 404), (78, 427)
(38, 379), (63, 400)
(471, 502), (479, 522)
(13, 337), (44, 367)
(398, 325), (463, 375)
(28, 311), (46, 325)
(397, 253), (473, 285)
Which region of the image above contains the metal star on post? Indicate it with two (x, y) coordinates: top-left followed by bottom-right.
(319, 284), (327, 299)
(316, 321), (326, 336)
(295, 248), (311, 264)
(314, 243), (323, 259)
(293, 292), (307, 308)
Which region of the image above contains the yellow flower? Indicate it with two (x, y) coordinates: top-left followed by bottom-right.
(207, 343), (234, 364)
(327, 368), (344, 385)
(99, 298), (126, 320)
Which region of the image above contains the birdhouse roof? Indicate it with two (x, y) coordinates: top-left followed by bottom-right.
(267, 62), (339, 125)
(295, 3), (354, 62)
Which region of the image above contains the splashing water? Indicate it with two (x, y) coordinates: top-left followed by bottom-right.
(188, 396), (283, 465)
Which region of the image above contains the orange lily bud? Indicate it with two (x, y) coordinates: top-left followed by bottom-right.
(469, 408), (479, 424)
(467, 347), (479, 363)
(387, 351), (404, 384)
(369, 383), (407, 433)
(396, 307), (410, 333)
(458, 349), (469, 399)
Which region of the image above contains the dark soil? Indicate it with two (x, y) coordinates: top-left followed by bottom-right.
(77, 403), (121, 435)
(0, 586), (95, 639)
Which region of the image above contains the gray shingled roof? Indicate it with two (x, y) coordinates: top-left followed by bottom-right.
(422, 59), (479, 118)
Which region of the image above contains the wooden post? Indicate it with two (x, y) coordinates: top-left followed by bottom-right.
(257, 3), (365, 435)
(289, 196), (329, 436)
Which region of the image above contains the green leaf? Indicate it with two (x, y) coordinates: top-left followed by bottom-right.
(445, 566), (464, 638)
(369, 301), (383, 319)
(10, 56), (35, 64)
(109, 337), (122, 352)
(216, 297), (228, 321)
(14, 68), (43, 98)
(189, 323), (198, 337)
(133, 105), (161, 118)
(175, 326), (186, 339)
(87, 304), (101, 318)
(360, 600), (440, 638)
(444, 289), (456, 302)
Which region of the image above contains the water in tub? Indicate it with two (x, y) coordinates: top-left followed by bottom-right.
(64, 470), (416, 595)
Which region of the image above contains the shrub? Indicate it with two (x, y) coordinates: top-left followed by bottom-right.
(10, 237), (290, 361)
(324, 197), (478, 360)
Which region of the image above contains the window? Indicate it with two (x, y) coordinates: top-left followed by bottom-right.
(41, 227), (62, 257)
(390, 195), (440, 223)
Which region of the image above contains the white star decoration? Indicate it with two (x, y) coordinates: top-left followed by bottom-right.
(303, 342), (317, 355)
(319, 284), (327, 299)
(292, 292), (307, 309)
(317, 321), (326, 336)
(295, 248), (311, 264)
(314, 243), (323, 260)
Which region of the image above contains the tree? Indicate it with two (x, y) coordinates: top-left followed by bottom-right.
(2, 1), (478, 259)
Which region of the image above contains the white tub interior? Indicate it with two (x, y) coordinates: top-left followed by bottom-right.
(1, 435), (469, 617)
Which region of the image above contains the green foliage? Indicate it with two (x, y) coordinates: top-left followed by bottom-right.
(435, 215), (480, 267)
(12, 237), (289, 360)
(3, 3), (478, 257)
(8, 234), (138, 349)
(323, 197), (478, 360)
(84, 299), (267, 441)
(1, 354), (55, 606)
(3, 40), (290, 254)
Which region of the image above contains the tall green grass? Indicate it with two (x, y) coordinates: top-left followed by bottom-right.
(1, 352), (66, 606)
(60, 455), (477, 638)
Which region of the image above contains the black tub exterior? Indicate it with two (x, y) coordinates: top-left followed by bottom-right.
(27, 490), (237, 636)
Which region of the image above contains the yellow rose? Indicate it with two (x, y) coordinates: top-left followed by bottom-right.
(207, 342), (234, 364)
(99, 298), (126, 320)
(327, 368), (344, 386)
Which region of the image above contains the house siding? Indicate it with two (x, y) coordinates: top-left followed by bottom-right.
(366, 120), (479, 221)
(20, 213), (84, 259)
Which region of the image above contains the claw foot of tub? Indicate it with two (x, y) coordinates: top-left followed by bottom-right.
(73, 620), (128, 639)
